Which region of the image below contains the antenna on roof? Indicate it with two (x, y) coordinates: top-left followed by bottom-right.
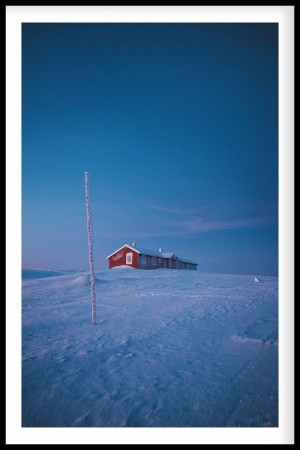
(84, 172), (96, 325)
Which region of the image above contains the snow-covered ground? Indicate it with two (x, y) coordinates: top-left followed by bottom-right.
(22, 269), (278, 427)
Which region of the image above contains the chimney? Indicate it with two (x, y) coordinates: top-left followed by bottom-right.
(132, 241), (136, 247)
(159, 247), (162, 253)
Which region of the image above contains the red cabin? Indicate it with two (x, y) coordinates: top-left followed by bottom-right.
(106, 243), (198, 270)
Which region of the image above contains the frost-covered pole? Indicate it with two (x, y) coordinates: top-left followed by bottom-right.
(85, 172), (96, 325)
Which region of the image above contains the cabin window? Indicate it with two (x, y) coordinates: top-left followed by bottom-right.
(141, 255), (146, 265)
(126, 252), (133, 265)
(152, 257), (156, 266)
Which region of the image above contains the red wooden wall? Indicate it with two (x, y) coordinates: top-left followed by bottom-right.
(108, 246), (139, 269)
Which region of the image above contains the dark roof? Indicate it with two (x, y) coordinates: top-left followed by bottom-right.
(133, 246), (162, 257)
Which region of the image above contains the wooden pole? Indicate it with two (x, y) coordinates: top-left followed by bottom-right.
(84, 172), (96, 325)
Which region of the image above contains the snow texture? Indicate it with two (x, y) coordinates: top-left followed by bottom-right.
(22, 269), (278, 427)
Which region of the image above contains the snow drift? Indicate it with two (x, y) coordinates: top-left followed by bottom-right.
(22, 269), (278, 427)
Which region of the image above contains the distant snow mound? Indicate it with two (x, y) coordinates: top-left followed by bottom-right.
(111, 265), (135, 270)
(69, 274), (107, 286)
(70, 274), (91, 286)
(254, 277), (260, 283)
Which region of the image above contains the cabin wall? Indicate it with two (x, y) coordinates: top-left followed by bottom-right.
(177, 260), (198, 270)
(169, 259), (175, 269)
(108, 247), (139, 269)
(138, 255), (165, 270)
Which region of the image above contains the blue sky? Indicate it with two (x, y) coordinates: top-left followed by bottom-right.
(22, 23), (278, 275)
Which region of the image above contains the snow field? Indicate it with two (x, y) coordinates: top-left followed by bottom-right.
(22, 269), (278, 427)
